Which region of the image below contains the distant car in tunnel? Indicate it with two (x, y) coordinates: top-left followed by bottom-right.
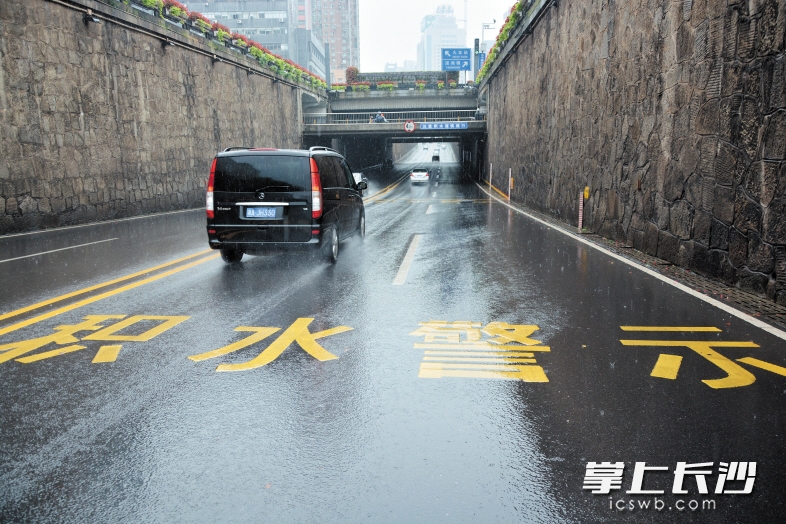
(409, 169), (430, 185)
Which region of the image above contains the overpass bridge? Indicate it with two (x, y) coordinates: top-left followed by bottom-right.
(303, 87), (487, 173)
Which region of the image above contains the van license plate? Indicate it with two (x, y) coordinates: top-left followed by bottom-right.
(246, 207), (277, 219)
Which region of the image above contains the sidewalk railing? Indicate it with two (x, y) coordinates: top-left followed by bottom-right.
(303, 110), (480, 125)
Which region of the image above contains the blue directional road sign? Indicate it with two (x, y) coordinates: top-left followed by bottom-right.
(478, 52), (487, 70)
(419, 122), (469, 130)
(441, 48), (472, 71)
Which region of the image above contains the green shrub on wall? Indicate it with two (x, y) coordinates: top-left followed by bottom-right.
(141, 0), (164, 16)
(477, 0), (535, 82)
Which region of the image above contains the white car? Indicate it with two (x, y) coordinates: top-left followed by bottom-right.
(410, 169), (430, 184)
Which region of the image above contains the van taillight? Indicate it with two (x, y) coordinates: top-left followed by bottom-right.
(310, 158), (322, 219)
(206, 158), (216, 219)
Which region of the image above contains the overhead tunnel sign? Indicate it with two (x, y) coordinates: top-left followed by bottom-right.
(420, 122), (469, 130)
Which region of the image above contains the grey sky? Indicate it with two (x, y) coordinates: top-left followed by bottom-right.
(358, 0), (516, 72)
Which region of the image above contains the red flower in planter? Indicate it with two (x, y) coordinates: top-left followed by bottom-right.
(188, 11), (210, 24)
(211, 22), (231, 34)
(163, 0), (188, 11)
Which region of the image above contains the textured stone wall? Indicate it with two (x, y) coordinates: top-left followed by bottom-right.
(0, 0), (302, 234)
(485, 0), (786, 303)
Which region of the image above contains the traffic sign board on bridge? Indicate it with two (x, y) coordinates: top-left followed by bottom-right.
(420, 122), (469, 130)
(442, 48), (471, 71)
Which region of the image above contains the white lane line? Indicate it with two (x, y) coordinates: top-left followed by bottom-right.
(477, 182), (786, 341)
(0, 238), (119, 264)
(426, 205), (437, 215)
(393, 235), (422, 285)
(0, 209), (199, 239)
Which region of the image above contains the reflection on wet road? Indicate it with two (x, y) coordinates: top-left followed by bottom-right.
(1, 157), (785, 523)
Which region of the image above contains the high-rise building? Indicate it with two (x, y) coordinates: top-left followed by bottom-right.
(183, 0), (326, 78)
(311, 0), (359, 82)
(417, 4), (466, 71)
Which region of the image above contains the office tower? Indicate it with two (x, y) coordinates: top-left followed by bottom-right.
(311, 0), (359, 81)
(417, 4), (466, 71)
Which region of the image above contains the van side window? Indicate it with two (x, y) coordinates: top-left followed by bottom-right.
(316, 156), (338, 188)
(338, 159), (355, 189)
(331, 158), (352, 188)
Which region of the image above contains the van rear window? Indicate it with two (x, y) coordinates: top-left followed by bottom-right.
(214, 156), (310, 192)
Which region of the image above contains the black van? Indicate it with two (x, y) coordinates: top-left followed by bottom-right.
(206, 147), (367, 264)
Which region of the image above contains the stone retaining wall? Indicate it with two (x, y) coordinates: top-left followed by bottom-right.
(485, 0), (786, 304)
(0, 0), (302, 234)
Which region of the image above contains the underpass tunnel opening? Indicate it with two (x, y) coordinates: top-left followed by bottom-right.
(303, 134), (486, 178)
(307, 136), (388, 171)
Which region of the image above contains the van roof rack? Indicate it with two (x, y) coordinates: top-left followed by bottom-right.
(223, 146), (250, 152)
(309, 146), (339, 153)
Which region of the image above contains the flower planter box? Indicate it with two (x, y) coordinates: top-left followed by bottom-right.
(164, 17), (184, 29)
(131, 4), (156, 16)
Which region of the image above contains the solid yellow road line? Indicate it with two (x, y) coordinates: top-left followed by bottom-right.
(363, 174), (409, 203)
(0, 254), (219, 337)
(737, 357), (786, 377)
(650, 354), (683, 379)
(0, 250), (212, 323)
(620, 326), (722, 332)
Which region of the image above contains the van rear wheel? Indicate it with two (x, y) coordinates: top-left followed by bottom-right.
(326, 226), (339, 264)
(220, 249), (243, 263)
(356, 212), (365, 241)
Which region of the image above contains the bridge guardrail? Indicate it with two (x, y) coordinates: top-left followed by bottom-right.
(303, 110), (482, 125)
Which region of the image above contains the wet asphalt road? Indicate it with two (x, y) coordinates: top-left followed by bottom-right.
(1, 149), (786, 523)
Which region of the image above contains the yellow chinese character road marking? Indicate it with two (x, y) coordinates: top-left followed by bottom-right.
(417, 344), (549, 352)
(188, 327), (281, 362)
(423, 356), (537, 363)
(0, 314), (192, 365)
(189, 318), (352, 372)
(0, 315), (125, 364)
(82, 315), (190, 342)
(620, 326), (722, 332)
(418, 362), (549, 381)
(737, 357), (786, 377)
(92, 345), (123, 363)
(412, 321), (550, 382)
(650, 354), (683, 379)
(620, 340), (759, 389)
(423, 351), (537, 358)
(410, 321), (482, 343)
(482, 322), (542, 346)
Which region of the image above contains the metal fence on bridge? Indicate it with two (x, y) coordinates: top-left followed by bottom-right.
(302, 110), (480, 125)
